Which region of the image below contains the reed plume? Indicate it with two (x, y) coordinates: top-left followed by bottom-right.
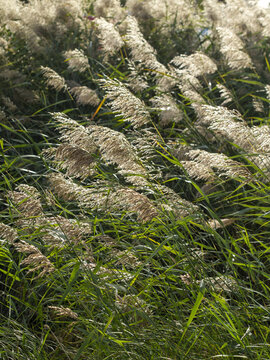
(94, 17), (124, 59)
(15, 241), (55, 278)
(63, 49), (90, 73)
(99, 77), (151, 128)
(0, 223), (18, 244)
(40, 66), (67, 92)
(216, 27), (253, 70)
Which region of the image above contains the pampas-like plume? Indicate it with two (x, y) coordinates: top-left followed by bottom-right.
(63, 49), (90, 72)
(206, 218), (235, 230)
(41, 215), (92, 247)
(8, 185), (43, 218)
(216, 84), (233, 106)
(150, 94), (183, 127)
(125, 16), (176, 91)
(50, 113), (148, 184)
(125, 16), (163, 70)
(186, 148), (251, 180)
(49, 173), (158, 222)
(48, 306), (78, 320)
(94, 17), (124, 59)
(15, 240), (55, 278)
(126, 60), (148, 93)
(153, 184), (198, 219)
(196, 105), (270, 174)
(252, 98), (264, 113)
(44, 144), (97, 179)
(0, 69), (26, 83)
(170, 52), (217, 77)
(40, 66), (67, 92)
(93, 0), (124, 21)
(125, 15), (168, 76)
(0, 223), (18, 244)
(216, 27), (253, 70)
(1, 96), (17, 112)
(69, 86), (100, 106)
(99, 77), (151, 128)
(87, 125), (148, 185)
(50, 112), (97, 153)
(172, 68), (205, 105)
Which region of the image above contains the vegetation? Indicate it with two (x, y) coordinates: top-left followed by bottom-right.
(1, 0), (270, 358)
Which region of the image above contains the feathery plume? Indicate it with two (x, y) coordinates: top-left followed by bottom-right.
(170, 52), (217, 77)
(196, 105), (270, 174)
(94, 17), (124, 59)
(93, 0), (124, 21)
(187, 148), (251, 180)
(8, 185), (43, 218)
(207, 218), (235, 230)
(99, 77), (151, 128)
(35, 215), (92, 248)
(0, 223), (18, 244)
(126, 60), (148, 93)
(50, 112), (97, 153)
(125, 16), (167, 73)
(63, 49), (90, 72)
(200, 275), (237, 292)
(41, 66), (67, 92)
(265, 85), (270, 101)
(49, 173), (158, 222)
(216, 27), (253, 70)
(150, 95), (183, 127)
(87, 125), (148, 185)
(153, 184), (198, 219)
(44, 144), (97, 179)
(216, 84), (233, 106)
(15, 241), (55, 278)
(0, 69), (26, 83)
(111, 249), (142, 268)
(252, 98), (264, 113)
(48, 306), (78, 320)
(69, 86), (100, 106)
(1, 96), (17, 112)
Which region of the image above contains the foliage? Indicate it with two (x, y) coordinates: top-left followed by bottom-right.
(1, 0), (270, 359)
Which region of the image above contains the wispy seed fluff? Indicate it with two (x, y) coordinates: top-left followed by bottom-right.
(125, 16), (168, 74)
(125, 16), (176, 91)
(93, 0), (125, 22)
(150, 94), (183, 127)
(63, 49), (90, 72)
(41, 215), (92, 248)
(99, 77), (151, 128)
(153, 184), (198, 219)
(216, 84), (233, 106)
(50, 112), (148, 184)
(216, 27), (253, 70)
(87, 125), (148, 185)
(8, 184), (43, 218)
(48, 306), (78, 320)
(196, 105), (270, 174)
(40, 66), (67, 92)
(49, 173), (158, 223)
(44, 144), (97, 179)
(94, 17), (124, 59)
(180, 148), (251, 181)
(0, 223), (18, 244)
(14, 241), (55, 278)
(126, 60), (148, 93)
(170, 51), (217, 78)
(69, 85), (100, 107)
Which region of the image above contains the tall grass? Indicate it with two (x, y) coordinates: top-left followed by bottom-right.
(1, 0), (270, 358)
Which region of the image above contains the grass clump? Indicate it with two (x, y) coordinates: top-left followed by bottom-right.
(1, 0), (270, 358)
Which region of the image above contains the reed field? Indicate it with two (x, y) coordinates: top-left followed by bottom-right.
(1, 0), (270, 358)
